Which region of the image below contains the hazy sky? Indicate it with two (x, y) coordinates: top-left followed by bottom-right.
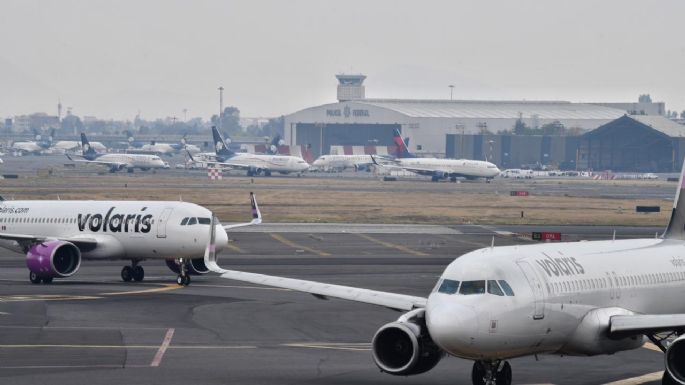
(1, 0), (684, 120)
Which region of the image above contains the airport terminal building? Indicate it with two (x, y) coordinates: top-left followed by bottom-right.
(283, 75), (627, 158)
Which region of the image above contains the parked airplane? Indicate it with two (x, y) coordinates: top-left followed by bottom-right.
(204, 163), (685, 385)
(311, 154), (374, 172)
(0, 193), (260, 286)
(66, 133), (167, 173)
(374, 129), (500, 182)
(189, 127), (309, 176)
(10, 129), (54, 155)
(52, 133), (107, 153)
(126, 131), (200, 156)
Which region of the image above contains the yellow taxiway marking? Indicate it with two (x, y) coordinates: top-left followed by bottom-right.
(642, 342), (662, 352)
(602, 371), (663, 385)
(225, 242), (244, 253)
(269, 233), (331, 256)
(100, 284), (182, 296)
(282, 342), (371, 352)
(356, 233), (429, 257)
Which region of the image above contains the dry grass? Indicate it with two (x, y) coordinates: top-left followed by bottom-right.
(0, 174), (672, 226)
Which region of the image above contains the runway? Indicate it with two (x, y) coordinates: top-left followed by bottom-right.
(0, 225), (665, 385)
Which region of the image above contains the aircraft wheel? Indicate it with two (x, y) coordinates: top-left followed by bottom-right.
(431, 176), (440, 182)
(29, 271), (42, 284)
(496, 362), (512, 385)
(472, 361), (486, 385)
(183, 275), (191, 286)
(450, 176), (457, 182)
(176, 275), (184, 286)
(132, 266), (144, 282)
(42, 276), (54, 284)
(121, 266), (133, 282)
(127, 168), (134, 173)
(264, 170), (272, 176)
(663, 371), (679, 385)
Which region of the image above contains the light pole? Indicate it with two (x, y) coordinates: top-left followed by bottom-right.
(448, 85), (455, 100)
(218, 86), (224, 132)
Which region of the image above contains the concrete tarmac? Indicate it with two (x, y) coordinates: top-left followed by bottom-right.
(0, 226), (665, 385)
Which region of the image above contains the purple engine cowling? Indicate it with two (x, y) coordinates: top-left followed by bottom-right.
(26, 240), (81, 278)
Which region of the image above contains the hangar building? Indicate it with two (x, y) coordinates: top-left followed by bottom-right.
(578, 115), (685, 172)
(284, 74), (626, 158)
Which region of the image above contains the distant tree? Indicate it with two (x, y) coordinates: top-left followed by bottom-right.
(261, 116), (284, 139)
(60, 114), (83, 135)
(638, 94), (652, 103)
(210, 106), (242, 136)
(681, 110), (685, 119)
(513, 118), (528, 135)
(540, 120), (565, 135)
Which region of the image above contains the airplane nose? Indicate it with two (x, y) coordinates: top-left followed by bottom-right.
(425, 298), (478, 356)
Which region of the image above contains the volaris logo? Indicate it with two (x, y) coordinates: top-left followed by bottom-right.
(77, 207), (153, 233)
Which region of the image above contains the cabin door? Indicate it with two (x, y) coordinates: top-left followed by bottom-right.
(517, 260), (545, 320)
(156, 208), (173, 238)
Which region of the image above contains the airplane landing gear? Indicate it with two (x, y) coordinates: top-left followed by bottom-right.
(176, 258), (190, 286)
(472, 360), (511, 385)
(121, 261), (144, 282)
(29, 272), (53, 284)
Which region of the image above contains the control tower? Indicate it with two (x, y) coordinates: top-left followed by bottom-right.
(336, 74), (366, 102)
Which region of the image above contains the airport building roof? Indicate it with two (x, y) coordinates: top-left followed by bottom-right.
(350, 99), (625, 120)
(626, 115), (685, 137)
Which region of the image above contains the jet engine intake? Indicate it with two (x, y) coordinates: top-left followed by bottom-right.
(666, 335), (685, 383)
(26, 240), (81, 278)
(372, 318), (443, 376)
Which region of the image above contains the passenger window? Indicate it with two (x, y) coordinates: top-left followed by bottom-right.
(498, 280), (515, 296)
(437, 279), (459, 294)
(180, 217), (189, 226)
(487, 280), (504, 296)
(187, 217), (197, 225)
(460, 280), (485, 295)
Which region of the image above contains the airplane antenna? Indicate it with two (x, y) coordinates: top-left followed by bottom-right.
(57, 195), (60, 201)
(491, 236), (495, 250)
(179, 195), (183, 202)
(612, 230), (615, 241)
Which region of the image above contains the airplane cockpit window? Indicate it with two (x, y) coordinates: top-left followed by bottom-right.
(498, 280), (515, 296)
(459, 280), (486, 295)
(197, 217), (211, 225)
(487, 280), (504, 296)
(187, 217), (197, 225)
(437, 279), (460, 294)
(180, 217), (189, 226)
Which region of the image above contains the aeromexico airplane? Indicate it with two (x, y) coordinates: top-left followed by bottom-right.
(374, 128), (500, 182)
(0, 193), (260, 286)
(67, 133), (167, 173)
(189, 127), (310, 176)
(205, 164), (685, 385)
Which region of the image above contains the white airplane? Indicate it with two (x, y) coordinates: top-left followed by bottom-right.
(203, 162), (685, 385)
(52, 138), (107, 154)
(0, 193), (260, 286)
(188, 127), (310, 176)
(311, 154), (374, 172)
(375, 129), (500, 182)
(126, 131), (200, 156)
(10, 129), (53, 155)
(67, 133), (167, 173)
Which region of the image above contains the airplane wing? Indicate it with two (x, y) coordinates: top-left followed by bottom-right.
(206, 160), (255, 171)
(610, 314), (685, 336)
(215, 269), (427, 311)
(65, 154), (128, 169)
(223, 192), (262, 230)
(0, 232), (98, 250)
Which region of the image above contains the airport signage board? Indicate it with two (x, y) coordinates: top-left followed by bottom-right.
(532, 232), (562, 241)
(326, 105), (371, 118)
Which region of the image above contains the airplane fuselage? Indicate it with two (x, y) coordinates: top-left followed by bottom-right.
(398, 158), (501, 179)
(312, 154), (372, 171)
(218, 153), (310, 174)
(427, 238), (685, 361)
(0, 200), (228, 260)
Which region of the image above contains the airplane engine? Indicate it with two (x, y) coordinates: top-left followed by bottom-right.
(165, 258), (210, 275)
(372, 318), (444, 376)
(666, 335), (685, 382)
(26, 240), (81, 281)
(560, 307), (644, 356)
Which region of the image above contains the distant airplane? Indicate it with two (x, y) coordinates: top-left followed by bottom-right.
(10, 129), (54, 155)
(0, 193), (260, 286)
(373, 129), (500, 182)
(51, 130), (107, 153)
(126, 131), (200, 156)
(188, 127), (309, 176)
(66, 133), (167, 173)
(205, 160), (685, 385)
(311, 137), (409, 172)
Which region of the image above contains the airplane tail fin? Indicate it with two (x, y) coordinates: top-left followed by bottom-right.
(80, 133), (97, 156)
(211, 126), (234, 157)
(393, 128), (414, 158)
(268, 135), (284, 155)
(663, 160), (685, 239)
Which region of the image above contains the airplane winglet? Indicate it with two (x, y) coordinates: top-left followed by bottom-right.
(663, 158), (685, 239)
(250, 192), (262, 224)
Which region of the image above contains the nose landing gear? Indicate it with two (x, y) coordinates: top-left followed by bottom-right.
(175, 258), (190, 286)
(472, 360), (512, 385)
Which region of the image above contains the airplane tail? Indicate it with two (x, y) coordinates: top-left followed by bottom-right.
(211, 126), (235, 157)
(80, 133), (97, 157)
(663, 160), (685, 239)
(393, 128), (414, 158)
(267, 135), (284, 155)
